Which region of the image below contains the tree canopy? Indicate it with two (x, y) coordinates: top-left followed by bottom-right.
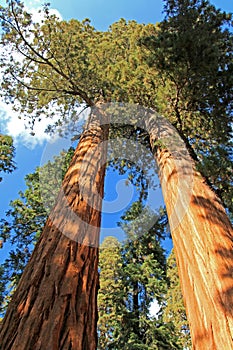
(0, 0), (232, 213)
(140, 0), (233, 212)
(0, 0), (232, 348)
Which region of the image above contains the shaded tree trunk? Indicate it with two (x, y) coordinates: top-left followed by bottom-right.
(145, 113), (233, 350)
(0, 108), (109, 350)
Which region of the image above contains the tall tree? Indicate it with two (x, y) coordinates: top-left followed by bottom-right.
(0, 1), (232, 349)
(0, 2), (109, 349)
(0, 148), (74, 314)
(140, 0), (233, 213)
(0, 109), (109, 349)
(144, 91), (233, 350)
(141, 1), (233, 347)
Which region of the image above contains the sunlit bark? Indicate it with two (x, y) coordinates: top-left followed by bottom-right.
(0, 108), (109, 350)
(146, 114), (233, 349)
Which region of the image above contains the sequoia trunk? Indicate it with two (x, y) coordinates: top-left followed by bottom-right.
(145, 113), (233, 349)
(0, 108), (109, 350)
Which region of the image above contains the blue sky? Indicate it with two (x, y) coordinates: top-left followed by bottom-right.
(29, 0), (164, 29)
(0, 0), (232, 259)
(41, 0), (233, 30)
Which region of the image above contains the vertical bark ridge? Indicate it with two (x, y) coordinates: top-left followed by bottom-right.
(0, 107), (109, 350)
(145, 113), (233, 349)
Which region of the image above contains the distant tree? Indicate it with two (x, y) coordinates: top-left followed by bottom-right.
(118, 203), (179, 349)
(98, 236), (125, 349)
(163, 249), (192, 349)
(0, 134), (16, 182)
(98, 204), (181, 349)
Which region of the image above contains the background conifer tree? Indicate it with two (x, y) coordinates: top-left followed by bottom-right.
(163, 249), (192, 349)
(98, 204), (181, 349)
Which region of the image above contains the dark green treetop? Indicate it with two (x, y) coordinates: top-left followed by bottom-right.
(139, 0), (233, 212)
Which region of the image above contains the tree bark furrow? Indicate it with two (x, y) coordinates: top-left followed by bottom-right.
(0, 109), (109, 350)
(145, 113), (233, 349)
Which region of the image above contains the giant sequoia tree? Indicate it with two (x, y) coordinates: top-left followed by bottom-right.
(0, 148), (75, 316)
(0, 0), (232, 349)
(141, 1), (233, 347)
(140, 0), (233, 213)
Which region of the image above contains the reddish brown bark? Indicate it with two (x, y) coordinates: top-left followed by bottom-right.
(0, 109), (109, 350)
(146, 113), (233, 349)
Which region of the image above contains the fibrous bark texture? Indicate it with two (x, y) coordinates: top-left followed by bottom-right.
(145, 113), (233, 350)
(0, 107), (109, 350)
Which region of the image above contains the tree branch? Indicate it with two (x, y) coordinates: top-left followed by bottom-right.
(4, 1), (95, 106)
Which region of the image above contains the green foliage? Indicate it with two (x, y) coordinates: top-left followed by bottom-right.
(0, 2), (159, 124)
(98, 205), (181, 349)
(163, 249), (192, 349)
(196, 144), (233, 213)
(0, 1), (99, 124)
(0, 134), (16, 181)
(140, 0), (233, 213)
(94, 19), (159, 106)
(0, 1), (232, 340)
(98, 236), (125, 349)
(1, 0), (231, 214)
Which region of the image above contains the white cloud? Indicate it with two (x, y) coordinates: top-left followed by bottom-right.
(0, 102), (56, 149)
(0, 0), (63, 149)
(23, 0), (63, 21)
(0, 100), (87, 149)
(149, 299), (161, 319)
